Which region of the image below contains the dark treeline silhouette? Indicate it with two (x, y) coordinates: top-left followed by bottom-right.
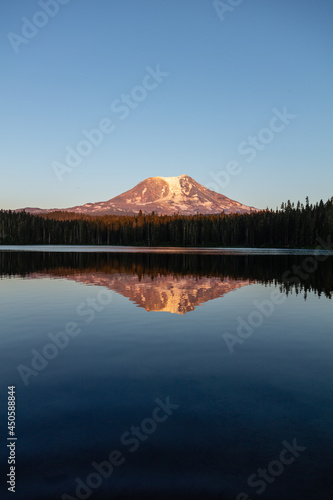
(0, 196), (333, 247)
(1, 251), (332, 299)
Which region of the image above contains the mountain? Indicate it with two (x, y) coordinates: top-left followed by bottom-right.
(19, 174), (257, 216)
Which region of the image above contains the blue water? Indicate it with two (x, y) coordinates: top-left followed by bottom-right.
(0, 249), (332, 499)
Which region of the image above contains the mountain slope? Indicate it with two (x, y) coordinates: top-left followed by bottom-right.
(19, 175), (257, 215)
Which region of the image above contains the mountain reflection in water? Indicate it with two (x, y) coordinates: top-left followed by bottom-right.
(1, 252), (331, 314)
(34, 272), (252, 314)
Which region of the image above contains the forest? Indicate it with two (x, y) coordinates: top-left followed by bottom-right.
(0, 197), (332, 248)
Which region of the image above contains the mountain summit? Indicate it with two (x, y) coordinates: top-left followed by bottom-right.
(20, 175), (257, 215)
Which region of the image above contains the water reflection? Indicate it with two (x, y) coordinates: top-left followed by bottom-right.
(40, 272), (251, 314)
(1, 250), (333, 500)
(1, 252), (332, 314)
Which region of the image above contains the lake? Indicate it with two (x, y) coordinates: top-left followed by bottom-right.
(1, 247), (332, 500)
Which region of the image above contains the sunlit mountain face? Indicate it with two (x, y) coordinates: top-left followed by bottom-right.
(1, 252), (331, 315)
(17, 174), (257, 216)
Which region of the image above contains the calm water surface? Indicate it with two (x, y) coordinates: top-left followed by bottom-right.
(0, 247), (332, 500)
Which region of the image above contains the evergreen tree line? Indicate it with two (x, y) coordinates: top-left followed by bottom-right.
(0, 197), (332, 247)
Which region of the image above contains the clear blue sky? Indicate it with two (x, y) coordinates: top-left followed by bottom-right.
(1, 0), (332, 211)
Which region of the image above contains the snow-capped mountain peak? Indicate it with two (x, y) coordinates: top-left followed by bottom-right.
(18, 175), (257, 215)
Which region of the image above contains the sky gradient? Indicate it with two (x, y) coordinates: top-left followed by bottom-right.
(1, 0), (332, 211)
